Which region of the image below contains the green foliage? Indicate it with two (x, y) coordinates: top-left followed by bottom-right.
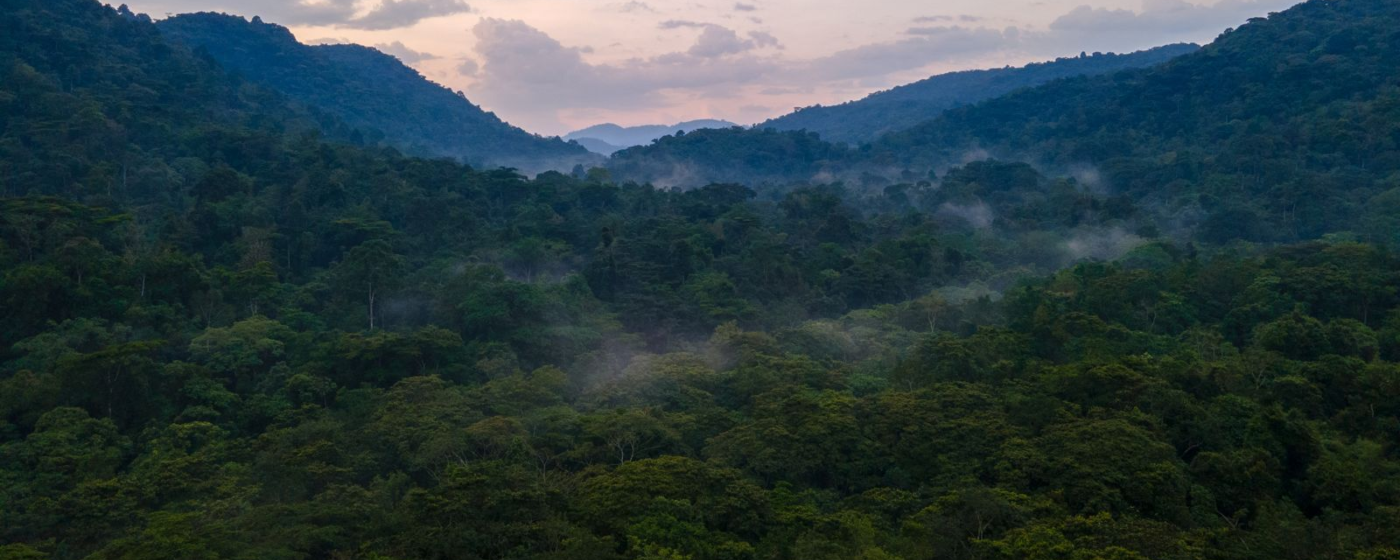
(155, 13), (599, 171)
(613, 0), (1400, 250)
(608, 128), (854, 188)
(6, 1), (1400, 559)
(871, 0), (1400, 246)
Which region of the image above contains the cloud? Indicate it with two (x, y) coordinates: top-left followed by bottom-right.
(759, 86), (814, 95)
(658, 20), (708, 29)
(748, 31), (782, 49)
(833, 0), (1298, 82)
(690, 25), (757, 57)
(467, 18), (778, 129)
(464, 17), (1010, 130)
(1040, 0), (1297, 51)
(914, 15), (985, 23)
(274, 0), (358, 26)
(614, 1), (655, 13)
(456, 58), (480, 76)
(655, 21), (780, 58)
(131, 0), (469, 29)
(347, 0), (473, 30)
(734, 3), (757, 11)
(446, 0), (1292, 132)
(221, 0), (358, 27)
(374, 41), (439, 63)
(792, 26), (1013, 82)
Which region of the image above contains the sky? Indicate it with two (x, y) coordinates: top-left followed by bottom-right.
(122, 0), (1300, 135)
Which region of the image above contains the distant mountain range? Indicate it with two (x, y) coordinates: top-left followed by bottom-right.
(759, 44), (1200, 145)
(610, 0), (1400, 248)
(607, 44), (1200, 187)
(145, 14), (1194, 171)
(565, 120), (739, 154)
(157, 13), (599, 172)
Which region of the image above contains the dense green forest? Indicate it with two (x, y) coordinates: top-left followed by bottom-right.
(609, 127), (857, 189)
(155, 13), (599, 172)
(760, 44), (1199, 145)
(6, 0), (1400, 559)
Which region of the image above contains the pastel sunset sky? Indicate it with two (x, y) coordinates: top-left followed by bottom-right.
(123, 0), (1299, 135)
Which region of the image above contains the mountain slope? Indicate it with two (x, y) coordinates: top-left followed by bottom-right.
(872, 0), (1400, 242)
(0, 0), (363, 203)
(565, 119), (739, 154)
(761, 43), (1198, 144)
(569, 136), (628, 155)
(608, 127), (854, 187)
(156, 13), (598, 171)
(612, 0), (1400, 246)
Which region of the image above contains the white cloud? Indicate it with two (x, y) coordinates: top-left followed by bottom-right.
(374, 41), (439, 63)
(467, 18), (779, 129)
(688, 25), (758, 58)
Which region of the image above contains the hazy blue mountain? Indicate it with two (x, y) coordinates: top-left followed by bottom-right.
(157, 12), (599, 172)
(565, 119), (739, 154)
(569, 137), (628, 156)
(760, 44), (1199, 144)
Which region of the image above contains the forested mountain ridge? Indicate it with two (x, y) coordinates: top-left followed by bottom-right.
(0, 0), (367, 202)
(566, 120), (740, 154)
(608, 126), (856, 187)
(156, 12), (599, 172)
(7, 0), (1400, 559)
(761, 44), (1199, 144)
(611, 0), (1400, 250)
(869, 0), (1400, 244)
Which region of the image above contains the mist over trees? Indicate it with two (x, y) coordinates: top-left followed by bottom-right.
(5, 0), (1400, 559)
(613, 0), (1400, 252)
(566, 120), (741, 155)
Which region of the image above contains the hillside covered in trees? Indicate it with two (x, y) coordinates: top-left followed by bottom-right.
(866, 0), (1400, 246)
(566, 120), (740, 155)
(608, 127), (856, 188)
(6, 1), (1400, 560)
(156, 13), (599, 172)
(760, 44), (1199, 145)
(609, 0), (1400, 252)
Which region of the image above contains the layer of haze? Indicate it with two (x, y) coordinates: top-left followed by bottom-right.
(124, 0), (1299, 135)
